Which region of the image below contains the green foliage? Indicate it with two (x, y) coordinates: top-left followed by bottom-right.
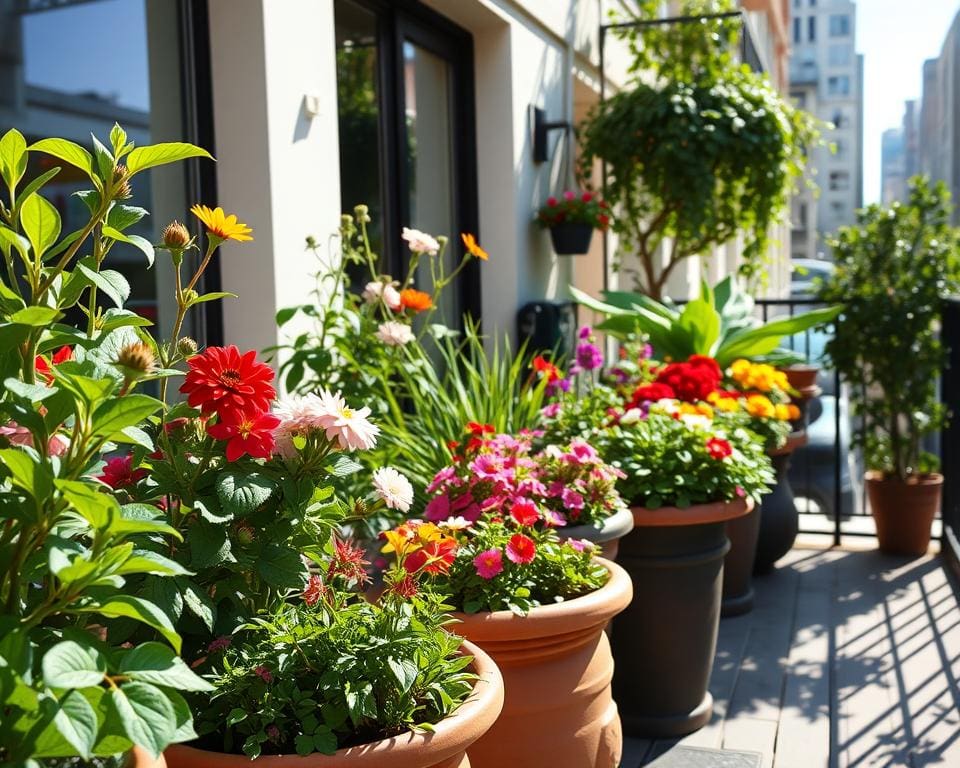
(818, 177), (960, 479)
(195, 595), (474, 757)
(579, 0), (821, 296)
(595, 410), (774, 508)
(0, 125), (214, 763)
(572, 276), (840, 367)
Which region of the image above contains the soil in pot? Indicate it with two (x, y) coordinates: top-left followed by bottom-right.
(865, 471), (943, 556)
(612, 500), (750, 738)
(163, 640), (504, 768)
(549, 222), (594, 255)
(559, 507), (634, 561)
(454, 558), (632, 768)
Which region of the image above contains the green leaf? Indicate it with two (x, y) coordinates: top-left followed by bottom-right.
(107, 681), (175, 758)
(180, 582), (216, 632)
(19, 192), (61, 259)
(91, 394), (163, 439)
(77, 261), (131, 309)
(167, 688), (199, 743)
(42, 640), (106, 689)
(50, 690), (100, 759)
(78, 596), (181, 653)
(216, 471), (276, 514)
(91, 134), (114, 183)
(327, 455), (363, 478)
(0, 225), (30, 264)
(717, 306), (843, 367)
(57, 479), (118, 530)
(29, 138), (95, 177)
(126, 143), (213, 175)
(118, 642), (213, 692)
(102, 226), (155, 267)
(110, 124), (129, 157)
(0, 128), (28, 187)
(1, 447), (53, 502)
(188, 520), (234, 569)
(106, 204), (148, 232)
(257, 544), (306, 589)
(116, 425), (155, 451)
(116, 550), (191, 578)
(677, 298), (721, 356)
(4, 378), (58, 403)
(187, 291), (237, 306)
(101, 308), (154, 332)
(15, 167), (61, 213)
(10, 305), (61, 327)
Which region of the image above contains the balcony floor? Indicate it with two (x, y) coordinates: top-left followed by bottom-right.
(621, 540), (960, 767)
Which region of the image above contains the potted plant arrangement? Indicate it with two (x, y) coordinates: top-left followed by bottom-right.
(574, 355), (774, 737)
(819, 178), (960, 556)
(536, 190), (611, 256)
(577, 0), (820, 296)
(388, 430), (633, 768)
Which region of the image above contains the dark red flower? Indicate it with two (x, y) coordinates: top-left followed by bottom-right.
(303, 574), (327, 606)
(466, 421), (495, 436)
(505, 533), (536, 565)
(706, 437), (733, 460)
(581, 191), (593, 202)
(387, 573), (419, 599)
(546, 196), (558, 207)
(180, 345), (276, 418)
(35, 346), (73, 384)
(253, 665), (273, 683)
(654, 355), (722, 402)
(206, 409), (280, 461)
(629, 382), (676, 407)
(532, 355), (562, 384)
(98, 455), (148, 489)
(327, 537), (370, 585)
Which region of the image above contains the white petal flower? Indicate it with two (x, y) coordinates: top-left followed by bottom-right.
(401, 227), (440, 256)
(375, 321), (415, 346)
(372, 467), (414, 512)
(313, 388), (380, 451)
(362, 281), (402, 310)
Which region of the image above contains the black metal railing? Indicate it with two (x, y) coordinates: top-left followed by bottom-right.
(940, 298), (960, 573)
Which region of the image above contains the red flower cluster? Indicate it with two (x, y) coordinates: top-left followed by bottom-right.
(706, 437), (733, 460)
(98, 455), (148, 489)
(179, 345), (278, 460)
(654, 355), (722, 403)
(35, 346), (73, 384)
(628, 382), (676, 407)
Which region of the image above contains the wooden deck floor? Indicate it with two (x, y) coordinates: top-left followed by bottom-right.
(621, 542), (960, 768)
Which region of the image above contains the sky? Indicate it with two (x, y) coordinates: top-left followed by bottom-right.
(858, 0), (960, 204)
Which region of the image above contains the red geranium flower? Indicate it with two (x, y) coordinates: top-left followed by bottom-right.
(510, 499), (540, 526)
(505, 533), (536, 565)
(35, 346), (73, 384)
(466, 421), (495, 436)
(180, 345), (276, 418)
(706, 437), (733, 460)
(97, 455), (148, 489)
(654, 355), (722, 402)
(629, 382), (676, 407)
(206, 409), (280, 461)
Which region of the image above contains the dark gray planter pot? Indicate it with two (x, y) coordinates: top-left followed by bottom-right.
(611, 500), (751, 738)
(558, 506), (634, 560)
(548, 222), (594, 255)
(721, 501), (761, 617)
(753, 434), (806, 574)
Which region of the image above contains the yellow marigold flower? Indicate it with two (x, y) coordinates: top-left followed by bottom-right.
(696, 403), (714, 419)
(775, 404), (792, 421)
(772, 370), (790, 391)
(461, 232), (488, 261)
(190, 204), (253, 242)
(730, 359), (751, 384)
(415, 522), (443, 544)
(746, 394), (776, 419)
(714, 396), (741, 413)
(788, 403), (801, 420)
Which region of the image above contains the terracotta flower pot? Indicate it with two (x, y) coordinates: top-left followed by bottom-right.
(163, 640), (504, 768)
(865, 471), (943, 556)
(128, 748), (167, 768)
(559, 507), (635, 560)
(782, 365), (821, 430)
(548, 222), (594, 255)
(454, 558), (632, 768)
(612, 499), (751, 737)
(753, 432), (807, 574)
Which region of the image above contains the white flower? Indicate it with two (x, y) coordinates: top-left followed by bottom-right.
(620, 408), (644, 425)
(401, 227), (440, 256)
(372, 467), (414, 512)
(376, 321), (415, 346)
(362, 281), (401, 311)
(313, 388), (380, 451)
(438, 516), (472, 531)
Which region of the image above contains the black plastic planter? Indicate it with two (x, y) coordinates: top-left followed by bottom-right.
(548, 222), (594, 255)
(611, 500), (750, 737)
(721, 502), (761, 617)
(753, 435), (806, 574)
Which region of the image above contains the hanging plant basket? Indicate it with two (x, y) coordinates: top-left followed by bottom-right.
(549, 222), (594, 255)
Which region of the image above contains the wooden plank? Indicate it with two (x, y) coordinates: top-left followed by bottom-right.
(772, 550), (839, 768)
(722, 717), (778, 768)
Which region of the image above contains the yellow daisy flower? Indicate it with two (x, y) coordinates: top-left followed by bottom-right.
(461, 232), (489, 261)
(190, 204), (253, 242)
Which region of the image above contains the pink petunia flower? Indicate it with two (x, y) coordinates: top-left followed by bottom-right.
(473, 548), (504, 579)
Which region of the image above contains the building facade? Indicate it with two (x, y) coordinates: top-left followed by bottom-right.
(788, 0), (863, 260)
(1, 0), (792, 356)
(880, 128), (905, 205)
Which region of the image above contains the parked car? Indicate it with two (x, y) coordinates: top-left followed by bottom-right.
(791, 258), (835, 298)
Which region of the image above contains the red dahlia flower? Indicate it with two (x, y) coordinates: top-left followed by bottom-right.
(98, 454), (148, 489)
(706, 437), (733, 460)
(654, 355), (722, 402)
(505, 533), (536, 564)
(180, 345), (276, 418)
(206, 409), (281, 461)
(629, 382), (676, 407)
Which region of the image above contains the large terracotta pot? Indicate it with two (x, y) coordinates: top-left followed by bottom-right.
(454, 558), (632, 768)
(753, 432), (807, 574)
(559, 507), (634, 560)
(866, 471), (943, 556)
(163, 641), (504, 768)
(783, 365), (821, 431)
(612, 499), (751, 737)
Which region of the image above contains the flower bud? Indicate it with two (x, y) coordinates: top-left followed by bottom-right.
(115, 341), (157, 379)
(112, 165), (132, 199)
(305, 235), (318, 249)
(235, 522), (255, 545)
(162, 220), (191, 249)
(353, 203), (370, 223)
(177, 337), (199, 357)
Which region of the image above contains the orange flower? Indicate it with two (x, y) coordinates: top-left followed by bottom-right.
(461, 232), (488, 261)
(190, 204), (253, 242)
(399, 288), (433, 313)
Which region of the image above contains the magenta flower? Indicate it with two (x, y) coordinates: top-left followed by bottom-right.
(473, 548), (504, 579)
(544, 509), (568, 527)
(562, 487), (585, 510)
(253, 665), (273, 683)
(578, 326), (593, 340)
(576, 341), (603, 371)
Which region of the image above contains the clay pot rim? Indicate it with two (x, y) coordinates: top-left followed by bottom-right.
(163, 640), (504, 768)
(450, 557), (632, 642)
(559, 506), (634, 543)
(864, 470), (944, 487)
(630, 497), (753, 528)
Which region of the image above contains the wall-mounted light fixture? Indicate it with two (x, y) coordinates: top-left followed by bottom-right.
(531, 106), (570, 164)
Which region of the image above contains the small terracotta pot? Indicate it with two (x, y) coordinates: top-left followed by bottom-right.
(454, 558), (632, 768)
(865, 471), (943, 556)
(128, 748), (167, 768)
(782, 365), (821, 430)
(559, 507), (635, 560)
(163, 641), (504, 768)
(613, 499), (751, 737)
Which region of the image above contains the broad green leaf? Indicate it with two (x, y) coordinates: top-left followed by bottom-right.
(42, 640), (106, 689)
(91, 394), (163, 439)
(79, 597), (181, 653)
(569, 286), (631, 316)
(167, 688), (199, 743)
(717, 306), (843, 367)
(116, 550), (191, 578)
(110, 124), (128, 157)
(106, 204), (148, 232)
(677, 298), (721, 356)
(0, 322), (30, 349)
(57, 479), (119, 530)
(4, 378), (57, 402)
(126, 143), (213, 175)
(14, 167), (61, 214)
(118, 643), (212, 692)
(216, 471), (276, 515)
(106, 681), (175, 758)
(91, 134), (114, 183)
(187, 291), (237, 305)
(257, 544), (306, 589)
(10, 306), (61, 327)
(0, 128), (28, 187)
(101, 226), (155, 267)
(53, 690), (99, 758)
(101, 308), (154, 332)
(327, 455), (363, 477)
(77, 261), (130, 309)
(116, 425), (155, 451)
(29, 138), (94, 177)
(19, 193), (61, 260)
(188, 520), (234, 569)
(180, 582), (215, 632)
(0, 447), (53, 502)
(0, 225), (30, 264)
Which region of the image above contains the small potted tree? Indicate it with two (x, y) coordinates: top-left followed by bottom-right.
(536, 190), (611, 256)
(819, 178), (960, 556)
